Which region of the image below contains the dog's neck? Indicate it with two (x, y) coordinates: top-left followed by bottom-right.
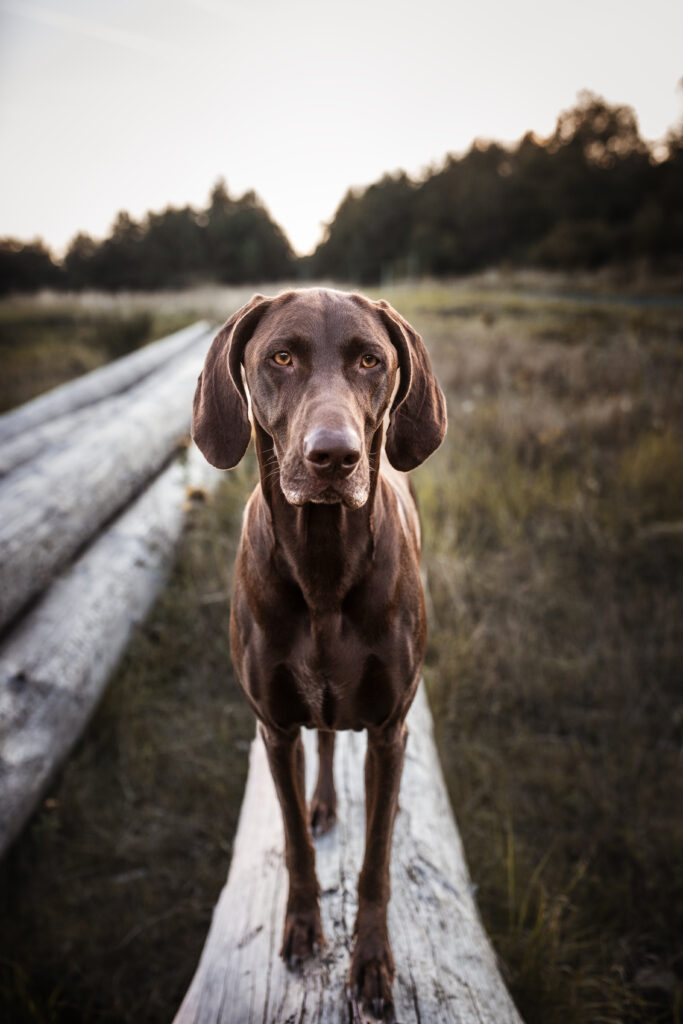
(253, 422), (383, 613)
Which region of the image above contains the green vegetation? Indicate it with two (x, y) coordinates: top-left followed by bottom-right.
(0, 278), (681, 1022)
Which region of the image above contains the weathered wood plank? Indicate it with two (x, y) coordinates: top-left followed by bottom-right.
(174, 684), (522, 1024)
(0, 445), (221, 857)
(0, 320), (211, 446)
(0, 333), (213, 630)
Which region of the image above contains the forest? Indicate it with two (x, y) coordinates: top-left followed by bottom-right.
(2, 91), (682, 295)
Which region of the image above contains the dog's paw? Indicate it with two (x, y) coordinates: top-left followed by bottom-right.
(309, 795), (337, 836)
(280, 907), (324, 968)
(350, 938), (396, 1022)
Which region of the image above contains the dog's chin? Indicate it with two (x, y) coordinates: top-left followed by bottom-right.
(311, 486), (369, 510)
(281, 480), (369, 511)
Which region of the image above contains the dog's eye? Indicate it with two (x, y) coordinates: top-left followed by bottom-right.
(360, 354), (379, 368)
(273, 351), (292, 366)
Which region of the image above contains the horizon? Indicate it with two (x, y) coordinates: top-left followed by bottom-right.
(1, 0), (682, 258)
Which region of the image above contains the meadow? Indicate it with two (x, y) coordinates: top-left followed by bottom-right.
(0, 273), (681, 1023)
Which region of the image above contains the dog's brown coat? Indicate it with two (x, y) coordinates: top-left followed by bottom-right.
(193, 288), (446, 1020)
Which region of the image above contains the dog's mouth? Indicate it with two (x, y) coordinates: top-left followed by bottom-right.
(309, 483), (368, 509)
(280, 473), (370, 510)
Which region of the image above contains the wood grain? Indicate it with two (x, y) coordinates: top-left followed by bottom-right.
(174, 684), (522, 1024)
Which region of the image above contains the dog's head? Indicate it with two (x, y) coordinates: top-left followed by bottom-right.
(192, 288), (446, 509)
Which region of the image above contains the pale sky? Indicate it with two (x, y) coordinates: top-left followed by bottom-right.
(1, 0), (682, 256)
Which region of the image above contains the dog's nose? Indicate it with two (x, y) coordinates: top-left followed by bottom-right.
(304, 427), (361, 477)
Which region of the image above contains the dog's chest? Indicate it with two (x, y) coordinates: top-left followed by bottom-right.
(280, 612), (411, 731)
(236, 591), (417, 732)
(233, 521), (424, 732)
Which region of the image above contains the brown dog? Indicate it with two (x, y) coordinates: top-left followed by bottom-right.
(192, 288), (446, 1020)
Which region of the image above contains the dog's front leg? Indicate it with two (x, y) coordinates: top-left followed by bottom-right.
(259, 723), (324, 965)
(351, 721), (408, 1021)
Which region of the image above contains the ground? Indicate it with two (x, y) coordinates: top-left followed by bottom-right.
(0, 271), (681, 1023)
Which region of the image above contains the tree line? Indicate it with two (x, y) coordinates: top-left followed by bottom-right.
(0, 181), (295, 295)
(1, 92), (682, 294)
(311, 92), (683, 283)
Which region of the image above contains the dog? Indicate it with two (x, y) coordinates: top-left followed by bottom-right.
(192, 287), (446, 1020)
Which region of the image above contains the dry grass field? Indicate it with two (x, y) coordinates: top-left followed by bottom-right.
(384, 277), (683, 1023)
(1, 274), (681, 1023)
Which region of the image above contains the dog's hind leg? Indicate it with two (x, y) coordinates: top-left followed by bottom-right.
(309, 730), (337, 836)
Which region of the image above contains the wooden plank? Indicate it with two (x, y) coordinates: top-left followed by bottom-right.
(0, 320), (211, 446)
(0, 446), (221, 857)
(0, 333), (213, 631)
(174, 684), (523, 1024)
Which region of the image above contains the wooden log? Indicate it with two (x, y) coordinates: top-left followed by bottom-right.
(0, 320), (211, 446)
(174, 684), (523, 1024)
(0, 334), (212, 631)
(0, 322), (214, 478)
(0, 390), (134, 478)
(0, 445), (221, 857)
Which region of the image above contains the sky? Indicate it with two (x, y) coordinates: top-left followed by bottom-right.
(1, 0), (682, 257)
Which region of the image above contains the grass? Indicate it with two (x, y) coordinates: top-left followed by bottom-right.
(0, 275), (682, 1022)
(0, 284), (264, 413)
(398, 284), (683, 1023)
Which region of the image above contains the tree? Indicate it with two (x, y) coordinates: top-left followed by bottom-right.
(205, 180), (294, 283)
(64, 233), (99, 289)
(312, 173), (416, 283)
(60, 182), (295, 291)
(0, 238), (63, 295)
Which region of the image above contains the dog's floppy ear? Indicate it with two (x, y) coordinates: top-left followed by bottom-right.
(377, 300), (447, 471)
(192, 294), (271, 469)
